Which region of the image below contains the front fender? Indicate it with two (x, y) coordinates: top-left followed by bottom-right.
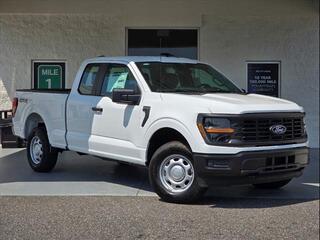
(143, 117), (196, 152)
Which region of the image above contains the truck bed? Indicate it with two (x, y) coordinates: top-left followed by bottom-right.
(13, 89), (70, 149)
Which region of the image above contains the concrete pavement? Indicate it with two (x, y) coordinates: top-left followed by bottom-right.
(0, 147), (319, 240)
(0, 148), (319, 200)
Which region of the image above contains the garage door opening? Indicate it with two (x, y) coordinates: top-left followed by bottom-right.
(127, 29), (198, 59)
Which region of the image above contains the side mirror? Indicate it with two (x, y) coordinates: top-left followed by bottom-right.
(112, 88), (141, 105)
(241, 88), (247, 93)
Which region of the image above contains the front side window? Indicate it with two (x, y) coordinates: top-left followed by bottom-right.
(136, 62), (241, 94)
(79, 64), (101, 95)
(100, 64), (139, 96)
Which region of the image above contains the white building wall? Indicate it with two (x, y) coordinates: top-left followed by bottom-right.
(0, 0), (318, 147)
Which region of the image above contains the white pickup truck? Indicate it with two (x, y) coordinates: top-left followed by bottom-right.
(12, 56), (309, 203)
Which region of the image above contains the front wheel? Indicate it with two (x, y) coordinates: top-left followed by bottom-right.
(27, 127), (58, 172)
(149, 141), (207, 203)
(253, 179), (292, 189)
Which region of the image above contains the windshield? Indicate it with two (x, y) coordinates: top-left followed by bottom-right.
(136, 62), (241, 94)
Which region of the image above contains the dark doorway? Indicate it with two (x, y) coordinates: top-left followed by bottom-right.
(127, 29), (198, 59)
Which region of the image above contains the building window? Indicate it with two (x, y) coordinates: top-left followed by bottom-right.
(127, 29), (198, 59)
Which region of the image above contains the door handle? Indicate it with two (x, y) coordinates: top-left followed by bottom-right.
(92, 107), (103, 112)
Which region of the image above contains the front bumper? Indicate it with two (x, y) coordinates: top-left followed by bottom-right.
(193, 147), (309, 187)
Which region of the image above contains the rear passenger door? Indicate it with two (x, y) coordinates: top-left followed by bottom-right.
(66, 63), (106, 152)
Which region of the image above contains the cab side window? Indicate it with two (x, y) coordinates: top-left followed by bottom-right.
(79, 64), (101, 95)
(100, 64), (139, 96)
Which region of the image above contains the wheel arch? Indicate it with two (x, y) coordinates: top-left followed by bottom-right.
(24, 112), (47, 139)
(145, 126), (193, 166)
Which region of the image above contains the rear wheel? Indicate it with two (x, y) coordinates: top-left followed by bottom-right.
(27, 127), (58, 172)
(149, 141), (206, 203)
(253, 179), (291, 189)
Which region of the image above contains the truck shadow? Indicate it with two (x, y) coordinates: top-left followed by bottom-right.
(0, 149), (152, 192)
(0, 148), (319, 209)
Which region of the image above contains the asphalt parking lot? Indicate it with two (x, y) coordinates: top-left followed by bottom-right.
(0, 148), (319, 239)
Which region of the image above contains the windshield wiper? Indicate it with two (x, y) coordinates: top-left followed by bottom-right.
(203, 90), (234, 93)
(198, 87), (237, 93)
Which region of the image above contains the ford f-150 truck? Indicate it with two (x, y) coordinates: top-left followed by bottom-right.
(12, 56), (309, 203)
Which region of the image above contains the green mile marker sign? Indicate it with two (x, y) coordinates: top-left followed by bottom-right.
(33, 61), (65, 89)
(38, 65), (62, 89)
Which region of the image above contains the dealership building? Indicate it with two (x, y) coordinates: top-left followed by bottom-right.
(0, 0), (319, 147)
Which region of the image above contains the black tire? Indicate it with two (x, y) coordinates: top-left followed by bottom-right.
(26, 127), (58, 172)
(17, 137), (25, 148)
(149, 141), (207, 203)
(253, 179), (291, 189)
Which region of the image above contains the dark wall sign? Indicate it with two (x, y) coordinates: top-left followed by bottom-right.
(33, 61), (66, 89)
(247, 62), (280, 97)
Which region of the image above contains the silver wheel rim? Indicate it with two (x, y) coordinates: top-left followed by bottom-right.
(159, 154), (194, 193)
(30, 136), (43, 164)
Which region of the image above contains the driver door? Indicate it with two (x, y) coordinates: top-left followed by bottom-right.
(89, 63), (144, 164)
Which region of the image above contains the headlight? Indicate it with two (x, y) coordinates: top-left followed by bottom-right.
(197, 116), (234, 144)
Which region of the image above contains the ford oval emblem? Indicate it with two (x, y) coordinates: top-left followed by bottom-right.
(269, 125), (287, 135)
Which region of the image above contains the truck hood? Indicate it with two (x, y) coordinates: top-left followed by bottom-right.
(160, 93), (304, 114)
